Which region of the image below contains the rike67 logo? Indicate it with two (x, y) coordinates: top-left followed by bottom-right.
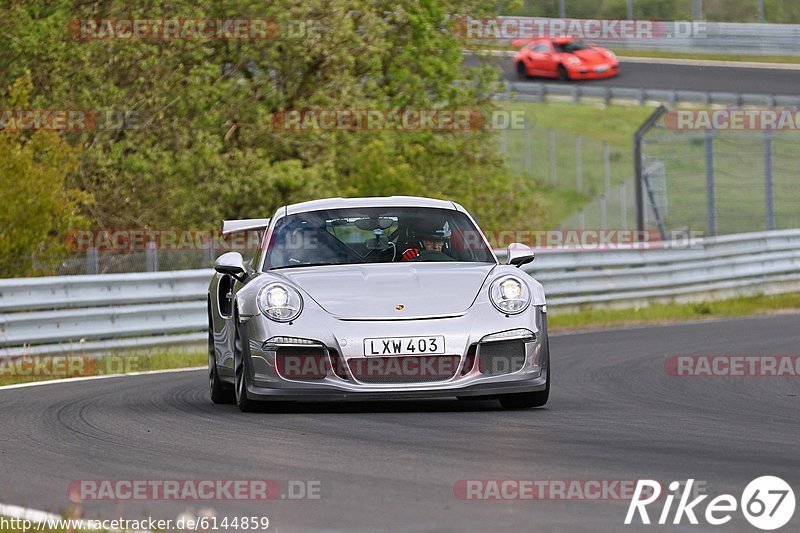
(626, 477), (795, 530)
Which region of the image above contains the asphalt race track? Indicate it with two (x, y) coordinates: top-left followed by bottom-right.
(1, 315), (798, 532)
(467, 53), (800, 96)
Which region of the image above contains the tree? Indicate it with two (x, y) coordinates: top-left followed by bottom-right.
(0, 72), (91, 277)
(1, 0), (539, 276)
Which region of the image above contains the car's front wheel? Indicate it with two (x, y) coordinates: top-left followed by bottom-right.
(499, 347), (550, 409)
(557, 64), (570, 81)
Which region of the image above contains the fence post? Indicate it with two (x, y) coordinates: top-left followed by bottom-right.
(549, 128), (557, 186)
(620, 182), (627, 228)
(764, 130), (775, 231)
(575, 135), (582, 192)
(577, 210), (585, 231)
(524, 121), (532, 177)
(603, 142), (611, 196)
(86, 247), (99, 275)
(633, 106), (668, 234)
(146, 240), (159, 272)
(600, 195), (607, 229)
(705, 129), (717, 236)
(203, 232), (215, 267)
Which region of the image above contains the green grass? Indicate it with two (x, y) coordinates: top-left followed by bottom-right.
(0, 347), (206, 387)
(497, 101), (800, 233)
(497, 101), (651, 227)
(501, 101), (653, 146)
(618, 49), (800, 65)
(549, 292), (800, 331)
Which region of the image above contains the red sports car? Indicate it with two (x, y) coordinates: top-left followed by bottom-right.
(512, 37), (619, 81)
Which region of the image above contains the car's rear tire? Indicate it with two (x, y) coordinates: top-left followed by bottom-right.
(516, 61), (529, 80)
(209, 311), (234, 404)
(210, 354), (234, 404)
(557, 64), (569, 81)
(234, 319), (258, 412)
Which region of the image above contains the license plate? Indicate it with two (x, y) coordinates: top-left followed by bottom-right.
(364, 336), (445, 356)
(595, 66), (609, 72)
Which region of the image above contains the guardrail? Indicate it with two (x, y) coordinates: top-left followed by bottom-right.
(507, 81), (800, 108)
(2, 229), (799, 357)
(485, 18), (800, 56)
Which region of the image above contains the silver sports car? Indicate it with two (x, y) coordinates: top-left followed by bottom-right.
(208, 196), (550, 411)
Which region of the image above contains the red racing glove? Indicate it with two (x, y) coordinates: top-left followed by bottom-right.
(402, 248), (420, 261)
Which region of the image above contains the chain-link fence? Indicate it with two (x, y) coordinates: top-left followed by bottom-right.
(640, 120), (800, 237)
(36, 246), (234, 276)
(499, 121), (637, 230)
(508, 0), (798, 24)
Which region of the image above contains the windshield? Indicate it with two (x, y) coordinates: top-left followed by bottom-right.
(264, 207), (494, 269)
(555, 40), (590, 53)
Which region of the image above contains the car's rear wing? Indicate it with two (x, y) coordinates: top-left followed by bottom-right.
(221, 218), (271, 236)
(511, 38), (536, 48)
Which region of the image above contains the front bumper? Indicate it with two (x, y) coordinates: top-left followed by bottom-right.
(239, 304), (549, 401)
(568, 63), (619, 79)
(243, 373), (548, 401)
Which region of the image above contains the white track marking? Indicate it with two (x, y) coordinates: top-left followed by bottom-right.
(0, 366), (205, 391)
(0, 502), (63, 523)
(0, 501), (154, 533)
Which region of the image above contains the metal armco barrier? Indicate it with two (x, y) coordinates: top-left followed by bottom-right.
(2, 230), (800, 357)
(507, 81), (800, 108)
(484, 19), (800, 56)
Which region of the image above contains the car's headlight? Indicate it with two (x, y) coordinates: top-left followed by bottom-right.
(489, 276), (531, 314)
(258, 283), (303, 322)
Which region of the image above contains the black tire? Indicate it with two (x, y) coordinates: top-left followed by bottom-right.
(499, 345), (550, 409)
(209, 309), (234, 404)
(234, 317), (258, 412)
(557, 64), (569, 81)
(516, 61), (529, 80)
(210, 353), (234, 404)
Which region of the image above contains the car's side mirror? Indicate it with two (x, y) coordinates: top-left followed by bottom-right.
(214, 251), (247, 280)
(506, 243), (535, 268)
